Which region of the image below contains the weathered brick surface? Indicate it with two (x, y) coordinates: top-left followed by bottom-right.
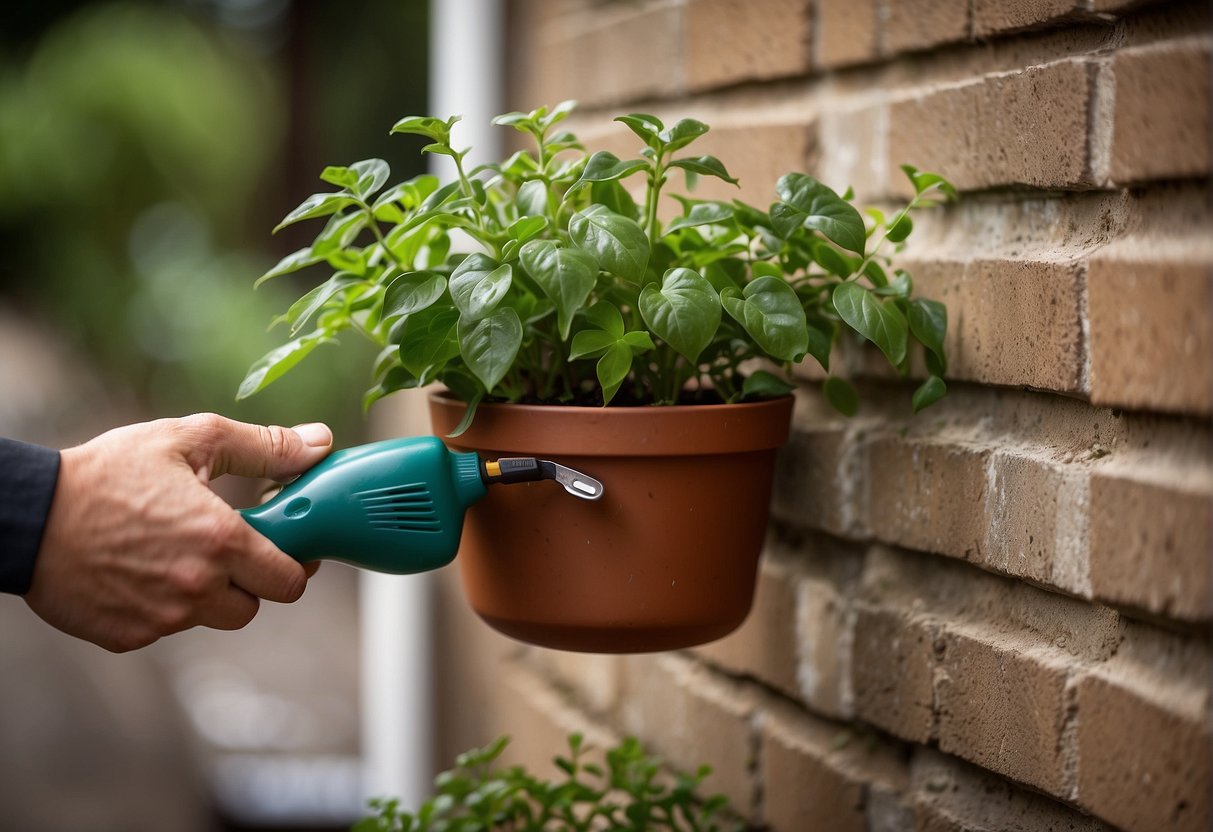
(760, 698), (908, 832)
(1073, 622), (1212, 832)
(692, 551), (802, 699)
(1088, 469), (1213, 622)
(934, 629), (1073, 796)
(685, 0), (812, 90)
(1088, 257), (1213, 414)
(888, 60), (1096, 193)
(851, 605), (938, 743)
(814, 0), (881, 68)
(911, 748), (1114, 832)
(775, 386), (1213, 621)
(909, 259), (1088, 394)
(972, 0), (1087, 37)
(619, 654), (760, 816)
(884, 0), (970, 55)
(1109, 40), (1212, 183)
(464, 5), (1213, 832)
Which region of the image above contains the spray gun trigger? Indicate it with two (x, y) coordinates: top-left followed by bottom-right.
(538, 460), (604, 501)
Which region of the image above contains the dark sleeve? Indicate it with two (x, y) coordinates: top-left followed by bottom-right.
(0, 438), (61, 595)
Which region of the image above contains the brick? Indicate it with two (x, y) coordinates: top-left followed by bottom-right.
(1073, 622), (1212, 832)
(972, 0), (1086, 37)
(759, 699), (908, 832)
(526, 650), (623, 717)
(676, 121), (817, 205)
(1087, 257), (1213, 415)
(911, 748), (1114, 832)
(795, 572), (857, 718)
(888, 61), (1096, 193)
(546, 3), (683, 108)
(494, 665), (619, 782)
(1088, 470), (1213, 620)
(620, 655), (759, 815)
(866, 437), (991, 561)
(884, 0), (970, 55)
(771, 416), (865, 537)
(685, 0), (812, 91)
(935, 628), (1073, 797)
(817, 105), (888, 201)
(851, 606), (937, 743)
(814, 0), (880, 69)
(908, 258), (1088, 395)
(693, 553), (801, 699)
(1109, 41), (1212, 183)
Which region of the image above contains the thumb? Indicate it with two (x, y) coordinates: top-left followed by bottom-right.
(181, 414), (333, 481)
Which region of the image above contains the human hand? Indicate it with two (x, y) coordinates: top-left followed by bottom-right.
(24, 413), (333, 652)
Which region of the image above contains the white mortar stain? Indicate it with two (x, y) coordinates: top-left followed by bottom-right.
(1052, 472), (1092, 597)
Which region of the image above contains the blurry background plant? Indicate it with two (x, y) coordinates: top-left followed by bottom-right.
(0, 0), (429, 436)
(0, 1), (430, 829)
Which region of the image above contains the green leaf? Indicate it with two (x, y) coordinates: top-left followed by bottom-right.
(908, 297), (947, 372)
(458, 307), (523, 391)
(570, 151), (648, 190)
(255, 247), (323, 287)
(348, 158), (391, 197)
(809, 239), (856, 278)
(450, 255), (512, 320)
(383, 271), (447, 320)
(319, 165), (358, 190)
(615, 113), (664, 149)
(622, 330), (655, 351)
(832, 281), (908, 365)
(312, 211), (368, 257)
(273, 192), (357, 233)
(442, 373), (485, 439)
(585, 301), (625, 338)
(507, 215), (548, 244)
(516, 179), (549, 218)
(742, 370), (796, 400)
(823, 376), (858, 416)
(720, 277), (809, 361)
(568, 204), (650, 284)
(519, 240), (597, 339)
(775, 173), (865, 254)
(569, 329), (618, 360)
(901, 164), (958, 200)
(885, 212), (913, 243)
(597, 342), (633, 404)
(912, 375), (947, 413)
(398, 306), (460, 376)
(373, 174), (440, 212)
(286, 273), (360, 335)
(390, 115), (458, 143)
(805, 320), (834, 370)
(665, 202), (734, 234)
(362, 365), (418, 412)
(662, 118), (710, 152)
(638, 268), (721, 363)
(590, 180), (638, 219)
(668, 155), (738, 185)
(237, 332), (329, 399)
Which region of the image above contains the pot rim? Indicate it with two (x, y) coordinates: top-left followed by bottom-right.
(428, 390), (794, 457)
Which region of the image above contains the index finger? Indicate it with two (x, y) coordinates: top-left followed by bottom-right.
(225, 519), (309, 604)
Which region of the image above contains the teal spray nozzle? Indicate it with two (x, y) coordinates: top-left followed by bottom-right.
(238, 436), (603, 574)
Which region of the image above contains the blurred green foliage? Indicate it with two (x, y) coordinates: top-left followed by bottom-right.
(0, 0), (428, 441)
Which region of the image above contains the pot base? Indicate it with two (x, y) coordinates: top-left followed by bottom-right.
(476, 613), (748, 654)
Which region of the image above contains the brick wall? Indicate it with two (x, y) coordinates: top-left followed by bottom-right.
(429, 2), (1212, 830)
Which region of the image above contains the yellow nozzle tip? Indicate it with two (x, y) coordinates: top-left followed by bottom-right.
(485, 460), (501, 478)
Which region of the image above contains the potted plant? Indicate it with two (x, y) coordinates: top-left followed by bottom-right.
(354, 733), (741, 832)
(241, 103), (954, 652)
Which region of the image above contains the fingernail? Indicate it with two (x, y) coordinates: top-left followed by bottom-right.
(292, 422), (332, 448)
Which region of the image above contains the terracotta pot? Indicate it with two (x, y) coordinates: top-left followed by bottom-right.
(429, 392), (794, 652)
